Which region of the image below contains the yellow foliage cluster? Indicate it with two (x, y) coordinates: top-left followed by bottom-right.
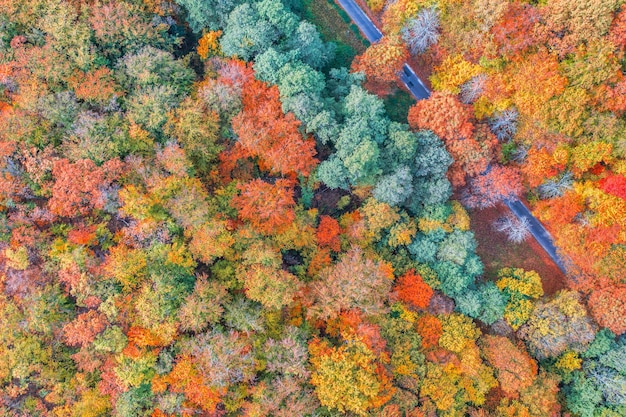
(420, 363), (459, 412)
(166, 241), (196, 270)
(360, 198), (401, 239)
(105, 244), (148, 291)
(387, 220), (417, 247)
(555, 351), (582, 372)
(503, 299), (535, 332)
(569, 141), (614, 177)
(541, 87), (590, 138)
(4, 246), (29, 271)
(418, 217), (452, 233)
(431, 55), (483, 94)
(197, 30), (222, 60)
(447, 201), (471, 231)
(439, 313), (480, 353)
(496, 269), (543, 299)
(497, 268), (543, 330)
(573, 181), (626, 230)
(309, 338), (393, 415)
(367, 0), (385, 12)
(421, 353), (496, 414)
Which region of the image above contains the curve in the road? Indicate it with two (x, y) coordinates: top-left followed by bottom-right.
(336, 0), (568, 275)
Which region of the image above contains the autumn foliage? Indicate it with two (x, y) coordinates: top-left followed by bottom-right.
(352, 35), (408, 93)
(316, 215), (342, 252)
(232, 78), (317, 176)
(408, 92), (474, 142)
(231, 178), (296, 234)
(49, 158), (124, 217)
(392, 269), (433, 310)
(2, 0), (625, 415)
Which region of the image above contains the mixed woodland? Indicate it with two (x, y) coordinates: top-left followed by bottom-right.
(0, 0), (624, 416)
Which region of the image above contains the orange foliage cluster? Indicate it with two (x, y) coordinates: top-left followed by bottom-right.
(408, 92), (474, 142)
(316, 215), (342, 252)
(232, 78), (317, 177)
(231, 178), (296, 234)
(352, 35), (408, 94)
(392, 269), (433, 310)
(68, 67), (121, 104)
(63, 310), (108, 347)
(48, 158), (124, 218)
(157, 355), (223, 414)
(416, 314), (442, 350)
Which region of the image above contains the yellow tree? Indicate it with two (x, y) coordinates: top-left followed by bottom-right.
(309, 336), (394, 415)
(430, 54), (482, 94)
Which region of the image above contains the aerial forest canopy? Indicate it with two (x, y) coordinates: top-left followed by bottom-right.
(0, 0), (624, 416)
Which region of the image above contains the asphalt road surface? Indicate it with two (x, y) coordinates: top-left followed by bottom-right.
(505, 199), (567, 273)
(400, 64), (431, 99)
(336, 0), (382, 42)
(336, 0), (570, 274)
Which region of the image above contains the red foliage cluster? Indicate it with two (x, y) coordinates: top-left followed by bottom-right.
(49, 158), (124, 217)
(408, 92), (474, 141)
(464, 165), (523, 209)
(231, 178), (296, 234)
(393, 269), (433, 310)
(63, 310), (108, 347)
(599, 173), (626, 200)
(491, 2), (546, 57)
(416, 314), (442, 349)
(232, 78), (317, 177)
(316, 215), (342, 252)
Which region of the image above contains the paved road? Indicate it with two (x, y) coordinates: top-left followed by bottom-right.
(400, 64), (431, 99)
(336, 0), (382, 42)
(336, 0), (569, 274)
(505, 199), (567, 273)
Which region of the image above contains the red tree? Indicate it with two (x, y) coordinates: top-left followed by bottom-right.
(463, 165), (523, 209)
(408, 92), (474, 141)
(63, 310), (108, 347)
(491, 2), (546, 57)
(416, 314), (442, 349)
(231, 178), (296, 234)
(316, 215), (342, 252)
(392, 269), (433, 310)
(599, 173), (626, 200)
(49, 158), (123, 217)
(232, 78), (317, 176)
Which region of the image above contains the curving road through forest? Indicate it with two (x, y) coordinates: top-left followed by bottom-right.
(336, 0), (568, 274)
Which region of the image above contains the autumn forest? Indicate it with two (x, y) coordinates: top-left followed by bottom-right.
(0, 0), (624, 416)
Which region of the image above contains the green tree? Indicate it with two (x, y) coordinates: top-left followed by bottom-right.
(174, 0), (243, 32)
(373, 166), (413, 206)
(287, 21), (335, 69)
